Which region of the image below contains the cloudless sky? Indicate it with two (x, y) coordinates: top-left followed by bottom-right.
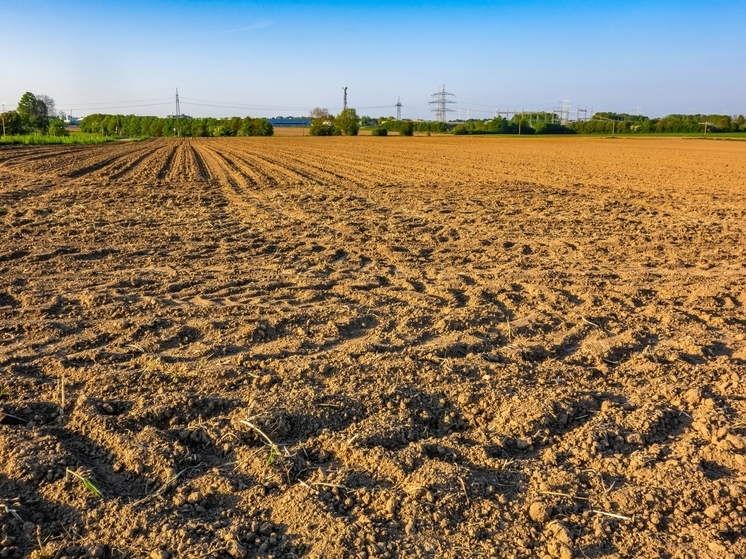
(3, 1), (744, 119)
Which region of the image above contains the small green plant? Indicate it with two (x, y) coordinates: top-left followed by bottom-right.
(266, 445), (278, 466)
(197, 356), (208, 372)
(138, 358), (160, 380)
(0, 386), (8, 398)
(168, 363), (187, 384)
(0, 207), (8, 217)
(65, 468), (104, 498)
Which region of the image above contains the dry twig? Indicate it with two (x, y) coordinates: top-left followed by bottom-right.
(310, 482), (350, 491)
(132, 468), (189, 506)
(592, 509), (632, 521)
(240, 419), (278, 448)
(539, 490), (589, 501)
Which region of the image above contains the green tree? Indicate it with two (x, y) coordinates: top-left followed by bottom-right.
(1, 111), (23, 135)
(251, 118), (274, 136)
(17, 92), (49, 133)
(228, 116), (242, 136)
(334, 108), (360, 136)
(309, 108), (335, 136)
(47, 119), (69, 137)
(209, 122), (233, 137)
(716, 116), (732, 131)
(399, 120), (414, 136)
(238, 117), (274, 136)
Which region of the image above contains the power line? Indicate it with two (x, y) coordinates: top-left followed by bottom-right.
(560, 97), (571, 125)
(355, 105), (396, 111)
(180, 97), (310, 110)
(461, 101), (558, 110)
(59, 102), (174, 112)
(181, 101), (310, 112)
(58, 98), (172, 107)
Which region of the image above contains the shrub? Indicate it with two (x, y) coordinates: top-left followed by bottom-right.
(238, 117), (274, 136)
(370, 128), (387, 136)
(399, 121), (414, 136)
(47, 119), (69, 137)
(309, 122), (335, 136)
(534, 122), (574, 135)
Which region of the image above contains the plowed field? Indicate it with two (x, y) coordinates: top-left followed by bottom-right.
(1, 136), (746, 559)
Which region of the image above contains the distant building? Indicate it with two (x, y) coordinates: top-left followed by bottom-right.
(61, 114), (80, 125)
(268, 117), (310, 127)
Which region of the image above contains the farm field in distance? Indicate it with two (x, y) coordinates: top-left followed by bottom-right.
(1, 136), (745, 558)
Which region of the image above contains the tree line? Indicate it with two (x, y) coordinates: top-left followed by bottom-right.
(376, 119), (447, 135)
(79, 114), (273, 137)
(569, 113), (746, 134)
(433, 112), (746, 135)
(3, 90), (744, 139)
(450, 115), (574, 135)
(0, 92), (274, 138)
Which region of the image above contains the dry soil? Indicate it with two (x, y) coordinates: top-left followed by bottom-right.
(1, 136), (745, 559)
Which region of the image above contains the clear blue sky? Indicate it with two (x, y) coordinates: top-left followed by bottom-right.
(3, 1), (744, 119)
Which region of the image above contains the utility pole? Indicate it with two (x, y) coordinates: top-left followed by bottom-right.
(343, 86), (348, 111)
(560, 97), (571, 125)
(429, 84), (456, 123)
(175, 88), (181, 136)
(1, 102), (5, 136)
(396, 97), (402, 120)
